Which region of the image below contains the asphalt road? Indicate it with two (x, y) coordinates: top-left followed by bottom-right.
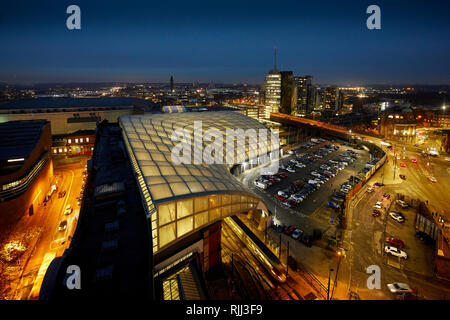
(11, 157), (86, 300)
(341, 133), (450, 300)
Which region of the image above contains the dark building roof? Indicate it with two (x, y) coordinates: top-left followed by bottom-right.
(0, 120), (49, 161)
(0, 97), (152, 110)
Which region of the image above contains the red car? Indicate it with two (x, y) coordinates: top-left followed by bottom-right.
(400, 162), (406, 167)
(382, 193), (391, 199)
(386, 237), (405, 247)
(284, 225), (296, 235)
(372, 209), (381, 217)
(277, 172), (288, 178)
(293, 181), (304, 187)
(373, 182), (384, 187)
(274, 194), (287, 202)
(411, 159), (417, 163)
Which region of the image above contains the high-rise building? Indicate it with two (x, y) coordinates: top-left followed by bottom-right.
(294, 75), (314, 115)
(264, 72), (282, 118)
(323, 86), (342, 112)
(279, 71), (295, 115)
(264, 71), (296, 118)
(170, 76), (174, 92)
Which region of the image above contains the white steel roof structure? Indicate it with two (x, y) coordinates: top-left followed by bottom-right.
(120, 112), (273, 253)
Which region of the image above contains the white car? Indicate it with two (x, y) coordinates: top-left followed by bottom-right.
(428, 176), (437, 183)
(286, 167), (296, 173)
(295, 162), (306, 168)
(389, 211), (405, 223)
(278, 190), (289, 198)
(289, 194), (304, 202)
(64, 205), (73, 215)
(311, 171), (321, 178)
(367, 187), (374, 193)
(254, 181), (268, 190)
(387, 283), (414, 294)
(396, 200), (408, 208)
(374, 202), (383, 209)
(384, 246), (407, 259)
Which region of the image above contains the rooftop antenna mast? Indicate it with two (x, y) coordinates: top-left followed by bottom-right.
(274, 47), (277, 72)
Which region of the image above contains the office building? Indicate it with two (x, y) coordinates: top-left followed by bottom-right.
(294, 76), (314, 115)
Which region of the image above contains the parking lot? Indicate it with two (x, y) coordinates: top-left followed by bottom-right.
(244, 140), (369, 222)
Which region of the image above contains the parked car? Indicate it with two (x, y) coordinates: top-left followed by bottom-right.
(286, 166), (296, 173)
(396, 200), (408, 208)
(277, 190), (289, 198)
(291, 228), (303, 240)
(58, 220), (67, 232)
(386, 237), (405, 247)
(289, 194), (304, 203)
(374, 182), (384, 187)
(411, 159), (417, 163)
(428, 176), (437, 183)
(327, 201), (340, 209)
(367, 187), (374, 193)
(389, 211), (405, 223)
(254, 180), (268, 189)
(64, 204), (73, 215)
(284, 225), (296, 235)
(384, 246), (407, 259)
(387, 283), (414, 294)
(372, 209), (381, 217)
(382, 193), (391, 199)
(274, 194), (287, 201)
(374, 202), (383, 209)
(399, 174), (406, 180)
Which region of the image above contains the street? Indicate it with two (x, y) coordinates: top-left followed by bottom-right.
(0, 156), (87, 300)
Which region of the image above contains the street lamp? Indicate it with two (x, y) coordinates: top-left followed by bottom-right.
(327, 268), (334, 300)
(330, 249), (343, 300)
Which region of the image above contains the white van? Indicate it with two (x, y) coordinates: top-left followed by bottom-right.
(254, 181), (268, 190)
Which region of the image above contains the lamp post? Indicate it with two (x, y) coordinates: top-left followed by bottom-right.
(327, 268), (334, 300)
(330, 249), (343, 300)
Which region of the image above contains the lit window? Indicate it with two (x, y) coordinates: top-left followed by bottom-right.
(53, 149), (57, 154)
(64, 148), (67, 152)
(59, 149), (62, 153)
(80, 138), (83, 143)
(68, 139), (72, 144)
(86, 137), (89, 142)
(75, 139), (79, 143)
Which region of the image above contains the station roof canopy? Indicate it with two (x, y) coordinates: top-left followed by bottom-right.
(120, 111), (275, 204)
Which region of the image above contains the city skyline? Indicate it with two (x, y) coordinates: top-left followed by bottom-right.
(1, 0), (450, 85)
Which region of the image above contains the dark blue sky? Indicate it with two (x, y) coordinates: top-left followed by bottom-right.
(1, 0), (449, 85)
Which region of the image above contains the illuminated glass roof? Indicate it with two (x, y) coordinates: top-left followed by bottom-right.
(120, 111), (274, 204)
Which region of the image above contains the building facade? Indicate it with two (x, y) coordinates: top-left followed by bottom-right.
(264, 72), (282, 118)
(51, 130), (96, 157)
(0, 97), (152, 135)
(294, 75), (314, 115)
(379, 106), (417, 142)
(0, 120), (53, 231)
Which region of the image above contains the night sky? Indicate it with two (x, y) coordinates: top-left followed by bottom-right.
(1, 0), (449, 85)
